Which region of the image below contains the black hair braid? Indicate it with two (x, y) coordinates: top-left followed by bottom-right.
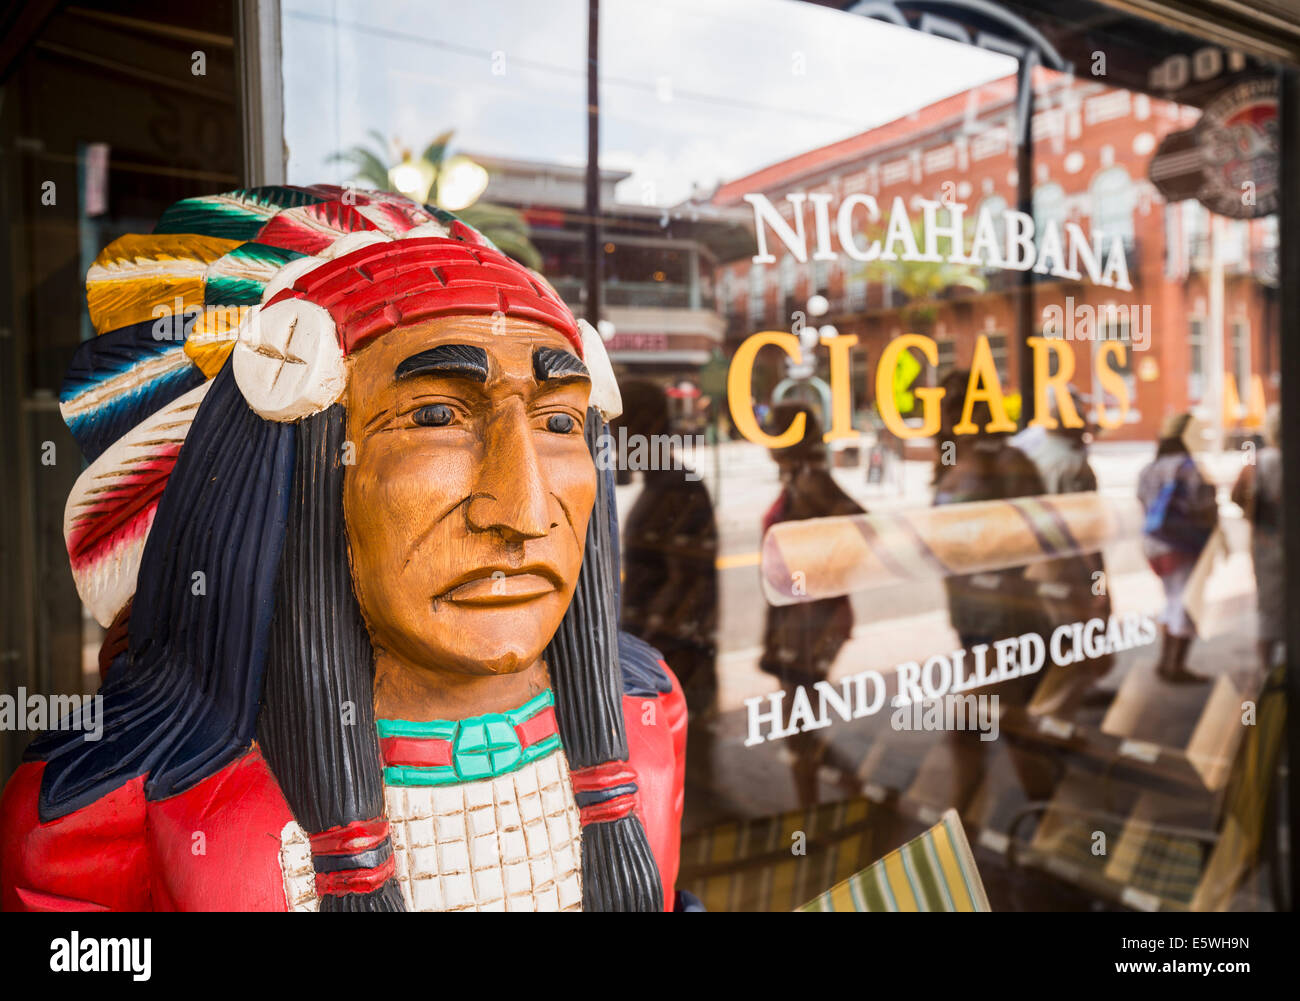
(544, 408), (664, 911)
(259, 405), (404, 911)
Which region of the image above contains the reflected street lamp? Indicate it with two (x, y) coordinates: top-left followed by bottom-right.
(387, 150), (489, 212)
(388, 151), (435, 205)
(437, 155), (490, 212)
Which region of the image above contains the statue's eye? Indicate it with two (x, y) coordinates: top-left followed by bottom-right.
(546, 413), (575, 434)
(413, 404), (454, 427)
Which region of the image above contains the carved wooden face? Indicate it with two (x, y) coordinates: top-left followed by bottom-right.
(343, 314), (595, 678)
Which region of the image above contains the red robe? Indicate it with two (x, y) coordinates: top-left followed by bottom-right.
(0, 679), (686, 912)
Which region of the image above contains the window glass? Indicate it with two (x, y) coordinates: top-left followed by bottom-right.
(278, 0), (1289, 913)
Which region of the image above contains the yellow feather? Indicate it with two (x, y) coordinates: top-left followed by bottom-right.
(85, 234), (242, 334)
(184, 304), (249, 377)
(89, 233), (241, 273)
(184, 339), (238, 378)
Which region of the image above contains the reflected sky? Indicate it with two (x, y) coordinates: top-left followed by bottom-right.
(282, 0), (1016, 205)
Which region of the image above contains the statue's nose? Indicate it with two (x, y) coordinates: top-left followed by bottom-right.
(465, 402), (550, 543)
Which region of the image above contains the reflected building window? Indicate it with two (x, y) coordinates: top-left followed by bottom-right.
(1186, 199), (1210, 262)
(748, 263), (766, 325)
(1090, 166), (1136, 245)
(1224, 219), (1249, 267)
(811, 256), (830, 295)
(1231, 318), (1251, 407)
(1033, 181), (1066, 236)
(986, 332), (1008, 383)
(977, 194), (1008, 250)
(843, 255), (867, 311)
(1189, 316), (1206, 401)
(780, 252), (797, 299)
(931, 336), (956, 387)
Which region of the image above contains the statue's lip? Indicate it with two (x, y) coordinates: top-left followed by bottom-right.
(438, 566), (562, 606)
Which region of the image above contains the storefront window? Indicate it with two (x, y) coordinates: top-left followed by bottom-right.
(273, 0), (1292, 915)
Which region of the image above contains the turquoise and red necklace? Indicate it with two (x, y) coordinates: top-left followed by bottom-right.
(376, 689), (562, 787)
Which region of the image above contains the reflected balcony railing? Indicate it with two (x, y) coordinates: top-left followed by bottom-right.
(605, 282), (692, 308)
(551, 277), (702, 310)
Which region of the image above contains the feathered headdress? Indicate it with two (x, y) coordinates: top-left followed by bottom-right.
(62, 185), (621, 628)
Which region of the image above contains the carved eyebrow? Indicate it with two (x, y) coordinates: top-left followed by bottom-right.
(532, 346), (589, 383)
(395, 344), (489, 383)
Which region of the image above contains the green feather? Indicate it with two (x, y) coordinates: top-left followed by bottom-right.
(154, 188), (327, 239)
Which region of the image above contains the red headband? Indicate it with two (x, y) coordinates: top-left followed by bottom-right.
(264, 235), (582, 357)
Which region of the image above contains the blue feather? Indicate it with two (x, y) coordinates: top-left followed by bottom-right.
(61, 320), (207, 461)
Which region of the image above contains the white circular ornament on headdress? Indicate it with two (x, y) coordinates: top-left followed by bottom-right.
(232, 298), (346, 421)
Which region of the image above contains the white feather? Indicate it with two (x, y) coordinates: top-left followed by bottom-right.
(578, 319), (622, 422)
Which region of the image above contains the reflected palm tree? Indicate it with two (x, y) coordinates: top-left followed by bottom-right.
(860, 218), (988, 334)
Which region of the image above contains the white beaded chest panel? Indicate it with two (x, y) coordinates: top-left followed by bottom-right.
(280, 692), (584, 912)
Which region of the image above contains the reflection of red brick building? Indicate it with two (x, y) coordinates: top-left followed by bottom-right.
(711, 70), (1279, 442)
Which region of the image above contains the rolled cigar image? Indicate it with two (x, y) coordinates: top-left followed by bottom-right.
(761, 491), (1144, 606)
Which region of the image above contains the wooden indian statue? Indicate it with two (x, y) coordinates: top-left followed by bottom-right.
(0, 187), (689, 912)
